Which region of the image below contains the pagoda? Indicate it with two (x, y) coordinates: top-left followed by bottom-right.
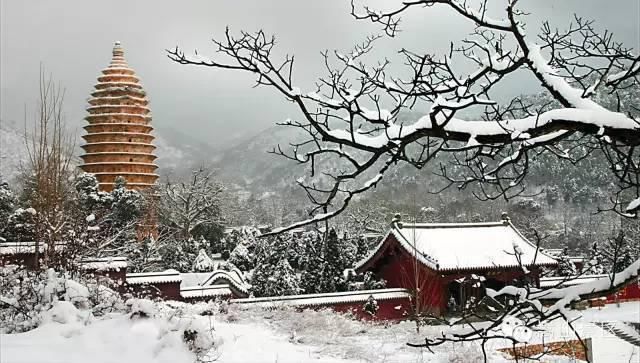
(80, 41), (159, 192)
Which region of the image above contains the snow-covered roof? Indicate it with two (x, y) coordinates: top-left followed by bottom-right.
(356, 220), (557, 272)
(126, 270), (182, 285)
(180, 272), (213, 287)
(231, 288), (410, 307)
(180, 285), (233, 299)
(79, 257), (127, 271)
(0, 241), (66, 255)
(200, 269), (250, 294)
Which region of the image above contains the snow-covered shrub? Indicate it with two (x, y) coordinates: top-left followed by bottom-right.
(193, 249), (214, 272)
(85, 281), (125, 316)
(0, 266), (125, 333)
(2, 207), (37, 242)
(41, 300), (91, 325)
(362, 295), (379, 317)
(0, 266), (49, 332)
(127, 298), (157, 319)
(179, 315), (220, 357)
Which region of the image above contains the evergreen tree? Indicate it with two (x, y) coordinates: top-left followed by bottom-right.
(73, 173), (112, 213)
(616, 251), (634, 273)
(125, 237), (163, 273)
(300, 240), (326, 294)
(193, 249), (215, 272)
(159, 238), (199, 272)
(362, 271), (386, 290)
(3, 207), (37, 242)
(228, 241), (253, 271)
(251, 258), (299, 297)
(322, 228), (356, 292)
(585, 242), (605, 274)
(354, 236), (374, 261)
(602, 229), (639, 273)
(250, 237), (300, 297)
(300, 229), (356, 293)
(0, 180), (17, 227)
(110, 177), (143, 227)
(556, 248), (577, 276)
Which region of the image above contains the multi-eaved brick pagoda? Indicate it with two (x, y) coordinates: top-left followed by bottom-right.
(80, 41), (159, 192)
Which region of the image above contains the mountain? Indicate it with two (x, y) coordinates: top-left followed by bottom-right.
(0, 120), (28, 182)
(211, 125), (306, 191)
(153, 126), (221, 175)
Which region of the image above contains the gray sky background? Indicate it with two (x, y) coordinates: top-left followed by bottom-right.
(2, 0), (639, 146)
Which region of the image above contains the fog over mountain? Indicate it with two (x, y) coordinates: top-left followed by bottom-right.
(2, 0), (638, 148)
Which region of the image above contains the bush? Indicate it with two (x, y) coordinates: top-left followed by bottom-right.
(0, 266), (124, 333)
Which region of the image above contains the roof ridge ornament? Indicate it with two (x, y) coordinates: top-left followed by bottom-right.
(113, 41), (124, 57)
(392, 213), (403, 228)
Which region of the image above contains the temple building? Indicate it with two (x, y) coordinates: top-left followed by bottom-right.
(80, 41), (159, 192)
(355, 215), (559, 316)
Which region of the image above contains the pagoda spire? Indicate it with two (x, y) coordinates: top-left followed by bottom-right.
(79, 41), (159, 192)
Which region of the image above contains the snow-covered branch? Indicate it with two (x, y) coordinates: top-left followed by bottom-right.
(170, 0), (640, 232)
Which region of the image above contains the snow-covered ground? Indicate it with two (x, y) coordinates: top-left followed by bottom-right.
(1, 301), (638, 363)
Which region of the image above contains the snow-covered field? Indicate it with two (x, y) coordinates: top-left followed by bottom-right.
(1, 301), (638, 363)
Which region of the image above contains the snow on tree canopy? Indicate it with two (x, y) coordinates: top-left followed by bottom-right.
(357, 220), (558, 271)
(193, 249), (215, 272)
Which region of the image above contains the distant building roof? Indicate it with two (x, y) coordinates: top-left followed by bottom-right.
(180, 272), (214, 287)
(357, 220), (558, 272)
(79, 257), (127, 271)
(126, 270), (182, 285)
(0, 241), (66, 255)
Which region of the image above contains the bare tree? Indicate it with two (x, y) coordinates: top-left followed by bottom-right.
(160, 167), (225, 239)
(168, 0), (639, 235)
(22, 67), (76, 268)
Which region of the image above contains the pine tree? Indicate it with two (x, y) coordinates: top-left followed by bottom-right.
(322, 228), (355, 292)
(3, 207), (37, 242)
(585, 242), (605, 274)
(300, 240), (326, 294)
(250, 236), (300, 297)
(354, 236), (371, 262)
(556, 248), (577, 276)
(229, 241), (253, 271)
(110, 177), (143, 227)
(300, 229), (356, 293)
(74, 173), (112, 213)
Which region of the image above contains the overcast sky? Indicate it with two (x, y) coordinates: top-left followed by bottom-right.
(1, 0), (638, 145)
